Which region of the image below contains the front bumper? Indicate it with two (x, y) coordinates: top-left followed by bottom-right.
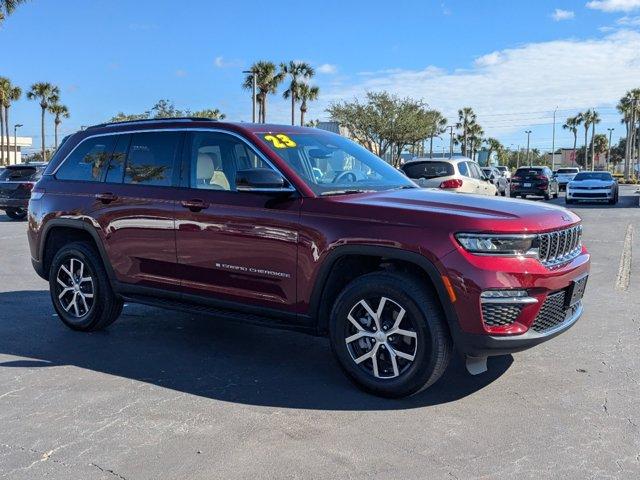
(567, 188), (613, 200)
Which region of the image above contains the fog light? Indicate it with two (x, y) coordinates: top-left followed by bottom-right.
(481, 290), (528, 298)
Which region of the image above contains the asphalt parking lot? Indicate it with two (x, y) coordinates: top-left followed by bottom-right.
(0, 186), (638, 480)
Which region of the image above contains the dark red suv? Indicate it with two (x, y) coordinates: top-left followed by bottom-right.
(27, 118), (590, 397)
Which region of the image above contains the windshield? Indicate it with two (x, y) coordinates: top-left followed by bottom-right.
(402, 161), (454, 179)
(258, 131), (415, 195)
(557, 168), (579, 174)
(573, 172), (612, 181)
(497, 166), (507, 172)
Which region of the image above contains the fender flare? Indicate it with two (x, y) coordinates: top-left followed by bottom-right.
(309, 245), (459, 334)
(39, 218), (116, 283)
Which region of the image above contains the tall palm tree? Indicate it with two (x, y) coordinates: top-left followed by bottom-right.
(467, 123), (484, 161)
(484, 137), (503, 163)
(588, 110), (601, 171)
(617, 89), (640, 179)
(428, 113), (448, 158)
(579, 110), (592, 170)
(281, 61), (315, 126)
(48, 103), (69, 150)
(242, 61), (284, 123)
(456, 107), (476, 157)
(27, 82), (60, 159)
(3, 84), (21, 163)
(297, 83), (319, 126)
(562, 115), (581, 166)
(0, 77), (8, 164)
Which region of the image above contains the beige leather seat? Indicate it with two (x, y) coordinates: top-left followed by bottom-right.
(196, 152), (230, 190)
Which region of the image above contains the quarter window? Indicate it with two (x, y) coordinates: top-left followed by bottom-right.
(55, 136), (116, 182)
(124, 132), (180, 186)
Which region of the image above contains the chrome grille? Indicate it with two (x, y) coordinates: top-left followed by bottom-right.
(532, 291), (567, 333)
(537, 225), (582, 267)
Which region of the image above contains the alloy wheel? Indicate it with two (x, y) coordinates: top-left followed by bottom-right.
(55, 257), (95, 318)
(344, 296), (418, 379)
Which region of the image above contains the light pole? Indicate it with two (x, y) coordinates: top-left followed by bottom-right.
(13, 124), (23, 164)
(551, 107), (558, 170)
(525, 130), (532, 166)
(607, 127), (614, 172)
(242, 70), (257, 123)
(447, 125), (454, 159)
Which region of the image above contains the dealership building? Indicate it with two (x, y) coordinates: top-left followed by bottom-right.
(0, 136), (34, 165)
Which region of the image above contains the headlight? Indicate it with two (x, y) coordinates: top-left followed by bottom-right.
(455, 233), (537, 256)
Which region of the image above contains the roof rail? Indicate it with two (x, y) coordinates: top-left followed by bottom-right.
(87, 117), (218, 130)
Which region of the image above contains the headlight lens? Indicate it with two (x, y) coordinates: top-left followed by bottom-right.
(455, 233), (537, 256)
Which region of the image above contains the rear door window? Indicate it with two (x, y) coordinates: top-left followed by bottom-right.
(402, 161), (454, 179)
(458, 162), (470, 177)
(0, 167), (37, 181)
(124, 132), (181, 186)
(55, 136), (117, 182)
(104, 135), (131, 184)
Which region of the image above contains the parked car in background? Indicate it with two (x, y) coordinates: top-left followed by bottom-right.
(0, 163), (47, 220)
(566, 171), (618, 205)
(28, 118), (589, 398)
(555, 167), (580, 191)
(510, 166), (559, 200)
(482, 166), (508, 196)
(401, 158), (498, 196)
(496, 165), (511, 180)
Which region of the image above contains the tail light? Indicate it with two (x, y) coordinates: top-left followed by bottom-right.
(512, 176), (521, 181)
(440, 179), (463, 189)
(536, 175), (547, 180)
(18, 182), (34, 191)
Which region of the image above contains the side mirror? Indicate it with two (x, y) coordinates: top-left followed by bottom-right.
(236, 168), (290, 191)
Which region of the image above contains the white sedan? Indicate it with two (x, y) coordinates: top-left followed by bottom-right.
(566, 171), (618, 205)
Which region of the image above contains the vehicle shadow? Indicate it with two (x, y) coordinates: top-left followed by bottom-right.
(0, 290), (512, 411)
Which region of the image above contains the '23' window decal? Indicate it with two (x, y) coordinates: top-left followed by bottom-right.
(263, 134), (297, 149)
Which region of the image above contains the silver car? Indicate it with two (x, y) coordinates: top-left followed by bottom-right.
(401, 157), (498, 196)
(555, 167), (580, 191)
(566, 171), (618, 205)
(482, 166), (509, 196)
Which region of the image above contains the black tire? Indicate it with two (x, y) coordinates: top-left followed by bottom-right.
(565, 198), (574, 205)
(543, 189), (551, 201)
(49, 241), (123, 331)
(329, 271), (452, 398)
(5, 208), (27, 220)
(510, 193), (517, 198)
(501, 190), (506, 197)
(553, 189), (559, 199)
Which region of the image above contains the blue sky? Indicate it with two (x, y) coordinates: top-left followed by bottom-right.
(3, 0), (640, 154)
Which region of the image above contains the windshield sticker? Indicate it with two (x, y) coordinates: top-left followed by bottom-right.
(263, 134), (297, 149)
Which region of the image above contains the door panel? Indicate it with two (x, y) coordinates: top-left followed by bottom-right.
(92, 132), (182, 290)
(174, 131), (300, 312)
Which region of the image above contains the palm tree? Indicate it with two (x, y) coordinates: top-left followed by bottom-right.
(562, 115), (581, 166)
(578, 110), (592, 170)
(243, 61), (284, 123)
(428, 113), (448, 158)
(27, 82), (60, 159)
(484, 137), (503, 164)
(297, 83), (319, 126)
(48, 103), (69, 150)
(0, 0), (28, 24)
(0, 77), (8, 164)
(588, 110), (601, 171)
(281, 61), (315, 126)
(3, 84), (21, 163)
(456, 107), (476, 157)
(467, 123), (484, 161)
(617, 89), (640, 180)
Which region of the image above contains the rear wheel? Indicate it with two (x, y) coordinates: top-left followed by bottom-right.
(49, 242), (123, 331)
(565, 197), (574, 205)
(543, 189), (551, 201)
(6, 208), (27, 220)
(329, 272), (452, 398)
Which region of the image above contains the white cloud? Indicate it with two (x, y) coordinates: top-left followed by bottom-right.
(214, 56), (243, 68)
(586, 0), (640, 12)
(617, 14), (640, 25)
(317, 63), (337, 74)
(552, 9), (575, 21)
(316, 30), (640, 136)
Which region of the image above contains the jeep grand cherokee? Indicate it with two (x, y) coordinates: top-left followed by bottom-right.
(27, 118), (590, 397)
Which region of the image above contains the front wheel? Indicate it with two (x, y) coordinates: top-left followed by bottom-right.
(329, 272), (452, 398)
(5, 208), (27, 220)
(49, 242), (123, 331)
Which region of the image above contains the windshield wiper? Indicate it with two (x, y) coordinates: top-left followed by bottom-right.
(320, 189), (375, 196)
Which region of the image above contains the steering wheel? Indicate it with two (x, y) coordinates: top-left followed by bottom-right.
(333, 171), (357, 183)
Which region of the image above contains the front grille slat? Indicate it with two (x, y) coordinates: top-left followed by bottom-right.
(532, 291), (568, 332)
(536, 224), (582, 268)
(481, 304), (523, 327)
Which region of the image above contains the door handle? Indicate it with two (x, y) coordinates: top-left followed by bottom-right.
(181, 199), (209, 212)
(96, 192), (118, 204)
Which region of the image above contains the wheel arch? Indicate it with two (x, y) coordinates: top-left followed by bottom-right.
(40, 219), (115, 283)
(309, 246), (459, 335)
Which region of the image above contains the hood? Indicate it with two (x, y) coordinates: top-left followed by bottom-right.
(568, 179), (614, 188)
(317, 188), (580, 233)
